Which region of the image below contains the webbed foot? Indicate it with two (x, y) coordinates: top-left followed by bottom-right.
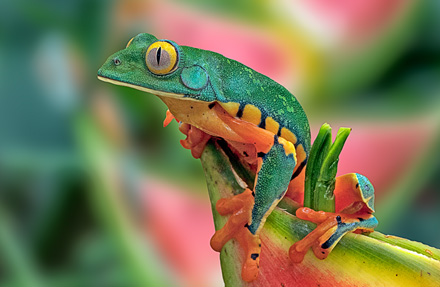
(178, 123), (211, 159)
(210, 189), (262, 282)
(289, 207), (377, 263)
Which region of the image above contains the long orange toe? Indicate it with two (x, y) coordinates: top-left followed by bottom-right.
(210, 188), (262, 282)
(178, 124), (211, 159)
(290, 210), (339, 263)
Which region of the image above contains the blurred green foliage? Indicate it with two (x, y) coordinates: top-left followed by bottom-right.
(0, 0), (439, 286)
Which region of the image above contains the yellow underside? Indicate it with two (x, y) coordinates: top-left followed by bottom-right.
(98, 76), (304, 163)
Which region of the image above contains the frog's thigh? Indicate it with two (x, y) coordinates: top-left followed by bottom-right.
(248, 136), (296, 234)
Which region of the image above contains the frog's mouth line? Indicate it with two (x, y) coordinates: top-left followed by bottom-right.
(97, 75), (193, 100)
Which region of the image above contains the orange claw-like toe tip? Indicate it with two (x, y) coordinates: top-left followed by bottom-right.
(163, 110), (175, 127)
(289, 244), (307, 263)
(210, 235), (223, 252)
(180, 139), (191, 149)
(190, 146), (204, 159)
(242, 259), (259, 282)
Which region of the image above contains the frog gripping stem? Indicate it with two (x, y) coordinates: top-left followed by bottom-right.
(290, 208), (378, 263)
(178, 123), (211, 159)
(210, 189), (262, 282)
(289, 125), (378, 263)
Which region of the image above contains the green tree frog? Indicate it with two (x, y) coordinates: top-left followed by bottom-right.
(98, 33), (377, 282)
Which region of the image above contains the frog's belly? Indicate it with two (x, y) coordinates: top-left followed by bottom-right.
(159, 97), (253, 144)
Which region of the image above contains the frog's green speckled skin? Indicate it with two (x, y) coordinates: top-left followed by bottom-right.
(98, 33), (311, 159)
(98, 34), (380, 281)
(98, 33), (311, 236)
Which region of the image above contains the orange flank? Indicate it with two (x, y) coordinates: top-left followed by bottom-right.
(212, 104), (275, 154)
(264, 117), (280, 135)
(219, 102), (240, 117)
(241, 104), (262, 126)
(280, 127), (297, 145)
(277, 137), (297, 158)
(160, 98), (273, 153)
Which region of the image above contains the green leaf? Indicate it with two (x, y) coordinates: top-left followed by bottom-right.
(304, 124), (351, 212)
(304, 123), (332, 208)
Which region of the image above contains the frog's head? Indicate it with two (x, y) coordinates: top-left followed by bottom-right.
(98, 33), (212, 101)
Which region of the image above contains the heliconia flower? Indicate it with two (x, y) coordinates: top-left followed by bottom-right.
(200, 141), (440, 286)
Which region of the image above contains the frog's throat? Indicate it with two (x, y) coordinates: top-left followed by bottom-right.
(97, 76), (194, 100)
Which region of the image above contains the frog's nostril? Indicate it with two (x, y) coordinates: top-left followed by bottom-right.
(113, 58), (121, 66)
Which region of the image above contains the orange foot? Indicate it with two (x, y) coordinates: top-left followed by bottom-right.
(178, 123), (211, 159)
(289, 207), (371, 263)
(210, 189), (261, 282)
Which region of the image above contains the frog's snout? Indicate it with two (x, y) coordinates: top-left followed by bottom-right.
(97, 55), (122, 78)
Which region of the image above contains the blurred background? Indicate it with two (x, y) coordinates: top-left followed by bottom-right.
(1, 0), (439, 286)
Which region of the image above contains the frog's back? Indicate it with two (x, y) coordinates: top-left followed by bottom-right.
(179, 46), (310, 169)
(201, 49), (311, 170)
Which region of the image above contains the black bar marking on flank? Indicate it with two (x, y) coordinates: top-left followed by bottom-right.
(291, 160), (306, 180)
(250, 253), (259, 260)
(236, 103), (246, 118)
(277, 126), (282, 137)
(273, 134), (279, 145)
(258, 115), (266, 129)
(257, 152), (266, 158)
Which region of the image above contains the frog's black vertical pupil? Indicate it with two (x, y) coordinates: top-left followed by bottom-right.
(157, 47), (162, 65)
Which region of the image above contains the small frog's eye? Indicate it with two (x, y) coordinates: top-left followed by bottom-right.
(145, 41), (179, 75)
(126, 37), (134, 48)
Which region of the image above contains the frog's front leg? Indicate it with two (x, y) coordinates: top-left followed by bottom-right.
(178, 123), (211, 159)
(211, 135), (297, 282)
(163, 109), (211, 159)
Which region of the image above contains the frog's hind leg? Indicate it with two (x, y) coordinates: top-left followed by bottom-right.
(248, 136), (297, 234)
(211, 135), (297, 282)
(289, 208), (378, 263)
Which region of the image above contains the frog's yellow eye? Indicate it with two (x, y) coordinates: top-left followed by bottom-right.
(145, 41), (179, 75)
(126, 37), (134, 48)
